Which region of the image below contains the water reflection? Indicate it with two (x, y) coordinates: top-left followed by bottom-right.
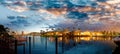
(17, 36), (116, 54)
(48, 36), (113, 43)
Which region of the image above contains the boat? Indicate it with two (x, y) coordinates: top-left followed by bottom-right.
(113, 36), (120, 46)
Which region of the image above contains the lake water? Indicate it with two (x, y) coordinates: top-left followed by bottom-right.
(17, 36), (117, 54)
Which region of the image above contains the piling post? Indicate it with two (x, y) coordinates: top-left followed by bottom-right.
(23, 44), (25, 54)
(29, 37), (31, 54)
(15, 40), (17, 54)
(55, 36), (58, 54)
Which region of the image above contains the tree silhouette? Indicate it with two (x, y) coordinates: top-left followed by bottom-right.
(0, 24), (9, 37)
(0, 24), (15, 54)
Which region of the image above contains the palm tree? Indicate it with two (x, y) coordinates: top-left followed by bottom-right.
(46, 29), (49, 32)
(51, 28), (54, 31)
(40, 30), (43, 33)
(57, 28), (60, 31)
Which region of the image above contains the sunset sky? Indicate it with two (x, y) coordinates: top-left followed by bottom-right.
(0, 0), (120, 33)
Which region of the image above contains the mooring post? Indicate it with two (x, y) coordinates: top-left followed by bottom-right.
(29, 37), (31, 54)
(23, 44), (25, 54)
(15, 40), (17, 54)
(55, 36), (58, 54)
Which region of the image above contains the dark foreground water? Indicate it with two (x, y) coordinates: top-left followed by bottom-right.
(17, 36), (117, 54)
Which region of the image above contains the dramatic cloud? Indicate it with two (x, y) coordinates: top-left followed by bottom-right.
(66, 11), (88, 19)
(70, 0), (98, 7)
(0, 0), (120, 32)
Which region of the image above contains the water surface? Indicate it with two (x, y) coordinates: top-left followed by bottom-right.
(17, 36), (116, 54)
